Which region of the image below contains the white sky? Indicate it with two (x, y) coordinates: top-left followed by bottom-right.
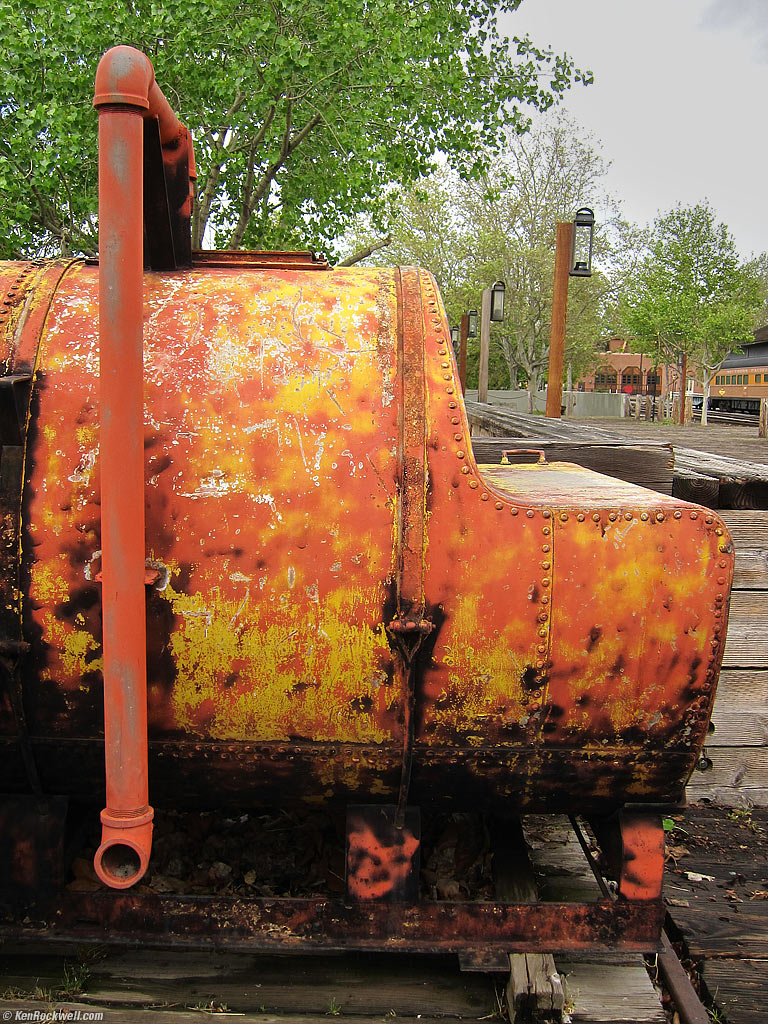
(500, 0), (768, 259)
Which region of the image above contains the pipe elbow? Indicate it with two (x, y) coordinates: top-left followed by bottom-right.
(93, 806), (154, 889)
(94, 45), (155, 111)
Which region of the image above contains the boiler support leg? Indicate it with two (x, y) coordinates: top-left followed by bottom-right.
(345, 804), (421, 902)
(589, 808), (665, 902)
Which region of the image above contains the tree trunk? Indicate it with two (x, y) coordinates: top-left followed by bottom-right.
(337, 235), (391, 266)
(679, 353), (687, 426)
(701, 378), (710, 426)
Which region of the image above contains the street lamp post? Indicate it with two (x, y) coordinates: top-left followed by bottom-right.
(546, 208), (594, 419)
(460, 309), (478, 396)
(478, 283), (505, 404)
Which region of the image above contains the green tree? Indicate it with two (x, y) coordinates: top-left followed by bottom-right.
(620, 202), (765, 424)
(344, 114), (634, 407)
(0, 0), (590, 259)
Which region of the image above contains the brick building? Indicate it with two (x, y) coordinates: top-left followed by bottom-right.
(576, 338), (701, 397)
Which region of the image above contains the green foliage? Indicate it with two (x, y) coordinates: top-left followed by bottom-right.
(343, 114), (630, 402)
(619, 202), (764, 377)
(0, 1), (590, 258)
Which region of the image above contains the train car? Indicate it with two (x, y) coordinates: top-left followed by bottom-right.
(0, 48), (734, 957)
(709, 334), (768, 413)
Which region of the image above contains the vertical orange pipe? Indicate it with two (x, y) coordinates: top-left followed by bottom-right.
(92, 48), (155, 889)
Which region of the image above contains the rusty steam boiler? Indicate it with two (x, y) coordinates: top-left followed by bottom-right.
(0, 48), (733, 954)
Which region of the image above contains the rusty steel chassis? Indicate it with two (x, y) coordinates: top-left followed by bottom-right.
(0, 805), (665, 954)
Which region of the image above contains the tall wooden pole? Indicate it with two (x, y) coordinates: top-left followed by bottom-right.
(679, 352), (688, 426)
(546, 222), (573, 418)
(478, 287), (491, 403)
(459, 313), (468, 395)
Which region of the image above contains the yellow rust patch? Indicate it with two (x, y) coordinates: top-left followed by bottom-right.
(162, 572), (395, 743)
(438, 593), (527, 734)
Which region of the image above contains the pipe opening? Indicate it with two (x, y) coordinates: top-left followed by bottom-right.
(98, 842), (142, 883)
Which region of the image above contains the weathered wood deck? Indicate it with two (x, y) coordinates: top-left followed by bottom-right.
(467, 404), (768, 509)
(664, 804), (768, 1024)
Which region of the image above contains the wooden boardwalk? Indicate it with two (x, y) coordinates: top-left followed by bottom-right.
(467, 403), (768, 509)
(665, 804), (768, 1024)
(566, 417), (768, 467)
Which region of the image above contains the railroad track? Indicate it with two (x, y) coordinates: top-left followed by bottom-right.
(0, 814), (721, 1024)
(691, 409), (759, 425)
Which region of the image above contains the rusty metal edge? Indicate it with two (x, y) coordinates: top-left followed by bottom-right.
(0, 893), (664, 953)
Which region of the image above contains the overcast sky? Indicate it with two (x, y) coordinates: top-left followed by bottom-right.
(500, 0), (767, 260)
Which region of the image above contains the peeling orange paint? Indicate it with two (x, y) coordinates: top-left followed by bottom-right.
(0, 256), (734, 813)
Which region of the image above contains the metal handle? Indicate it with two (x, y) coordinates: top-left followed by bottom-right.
(500, 449), (548, 466)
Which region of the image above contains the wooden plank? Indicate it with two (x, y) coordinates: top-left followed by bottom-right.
(490, 818), (565, 1021)
(732, 548), (768, 589)
(672, 904), (768, 959)
(672, 472), (720, 508)
(719, 509), (768, 549)
(471, 439), (674, 494)
(702, 958), (768, 1024)
(714, 668), (768, 705)
(709, 668), (768, 747)
(719, 477), (768, 510)
(0, 1005), (427, 1024)
(686, 747), (768, 805)
(521, 816), (603, 902)
(0, 950), (496, 1018)
(728, 590), (768, 619)
(673, 447), (768, 484)
(709, 705), (768, 747)
(722, 625), (768, 668)
(557, 958), (667, 1023)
